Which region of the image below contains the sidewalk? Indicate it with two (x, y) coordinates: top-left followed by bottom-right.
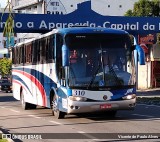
(137, 88), (160, 98)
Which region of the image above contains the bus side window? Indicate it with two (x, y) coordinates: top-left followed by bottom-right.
(56, 34), (63, 82)
(24, 45), (27, 63)
(32, 40), (37, 64)
(46, 37), (49, 62)
(25, 43), (32, 64)
(40, 38), (46, 63)
(19, 46), (22, 64)
(17, 47), (20, 64)
(29, 44), (32, 63)
(47, 35), (54, 63)
(20, 45), (24, 64)
(23, 46), (25, 64)
(37, 40), (40, 63)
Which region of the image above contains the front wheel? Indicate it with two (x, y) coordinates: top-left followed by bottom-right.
(52, 94), (65, 119)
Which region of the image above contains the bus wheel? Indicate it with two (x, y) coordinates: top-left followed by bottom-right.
(52, 95), (65, 119)
(29, 104), (37, 109)
(20, 90), (30, 110)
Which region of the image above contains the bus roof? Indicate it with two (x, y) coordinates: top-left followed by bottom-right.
(14, 27), (129, 47)
(57, 27), (129, 35)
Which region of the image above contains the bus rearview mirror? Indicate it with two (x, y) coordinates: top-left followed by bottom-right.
(135, 45), (145, 65)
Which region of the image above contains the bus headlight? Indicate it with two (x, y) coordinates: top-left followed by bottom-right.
(69, 96), (87, 101)
(122, 94), (136, 100)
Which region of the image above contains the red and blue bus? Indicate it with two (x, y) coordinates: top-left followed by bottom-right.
(12, 27), (145, 119)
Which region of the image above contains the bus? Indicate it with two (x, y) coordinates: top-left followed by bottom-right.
(12, 27), (145, 119)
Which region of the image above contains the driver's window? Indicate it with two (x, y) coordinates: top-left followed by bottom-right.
(56, 34), (64, 84)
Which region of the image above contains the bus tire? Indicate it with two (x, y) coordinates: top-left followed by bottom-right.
(52, 94), (65, 119)
(29, 104), (37, 109)
(20, 90), (30, 110)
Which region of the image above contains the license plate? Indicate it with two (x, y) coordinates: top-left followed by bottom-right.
(100, 104), (112, 109)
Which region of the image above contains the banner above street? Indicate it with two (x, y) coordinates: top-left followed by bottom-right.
(1, 1), (160, 35)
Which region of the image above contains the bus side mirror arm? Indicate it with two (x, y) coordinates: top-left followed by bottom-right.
(62, 45), (69, 67)
(135, 45), (145, 65)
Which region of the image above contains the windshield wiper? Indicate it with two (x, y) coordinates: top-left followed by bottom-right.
(69, 66), (77, 86)
(87, 64), (101, 89)
(108, 66), (122, 86)
(88, 45), (104, 88)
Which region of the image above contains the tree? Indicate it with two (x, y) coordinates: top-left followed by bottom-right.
(125, 10), (133, 16)
(125, 0), (160, 17)
(0, 58), (12, 77)
(0, 0), (15, 48)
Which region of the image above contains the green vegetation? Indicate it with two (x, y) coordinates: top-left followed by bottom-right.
(0, 0), (14, 46)
(0, 134), (8, 142)
(0, 58), (12, 77)
(0, 139), (8, 142)
(125, 0), (160, 17)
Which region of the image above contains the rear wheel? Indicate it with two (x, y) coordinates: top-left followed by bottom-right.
(52, 94), (65, 119)
(20, 90), (30, 110)
(29, 104), (37, 109)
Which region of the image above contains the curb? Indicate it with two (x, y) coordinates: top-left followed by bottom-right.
(137, 88), (160, 92)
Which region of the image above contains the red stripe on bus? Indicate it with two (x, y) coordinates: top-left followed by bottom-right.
(13, 70), (47, 106)
(12, 79), (28, 93)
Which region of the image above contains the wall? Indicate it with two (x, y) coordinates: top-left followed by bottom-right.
(91, 0), (138, 16)
(138, 62), (151, 89)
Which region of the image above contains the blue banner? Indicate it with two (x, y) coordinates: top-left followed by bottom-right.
(0, 1), (160, 35)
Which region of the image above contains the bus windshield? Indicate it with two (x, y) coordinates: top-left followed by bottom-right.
(66, 33), (135, 88)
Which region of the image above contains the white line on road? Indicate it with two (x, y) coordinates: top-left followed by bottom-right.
(132, 114), (153, 118)
(77, 131), (99, 141)
(77, 131), (85, 133)
(0, 107), (5, 109)
(10, 109), (20, 113)
(49, 121), (62, 125)
(28, 115), (41, 119)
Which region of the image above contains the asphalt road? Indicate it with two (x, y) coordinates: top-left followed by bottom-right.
(0, 91), (160, 142)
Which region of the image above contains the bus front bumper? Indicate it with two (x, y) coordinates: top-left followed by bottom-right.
(67, 98), (136, 114)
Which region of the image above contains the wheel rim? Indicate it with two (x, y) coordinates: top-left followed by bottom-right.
(53, 96), (58, 113)
(52, 95), (65, 119)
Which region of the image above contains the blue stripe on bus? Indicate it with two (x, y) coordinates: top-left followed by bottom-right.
(12, 74), (32, 95)
(12, 67), (57, 107)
